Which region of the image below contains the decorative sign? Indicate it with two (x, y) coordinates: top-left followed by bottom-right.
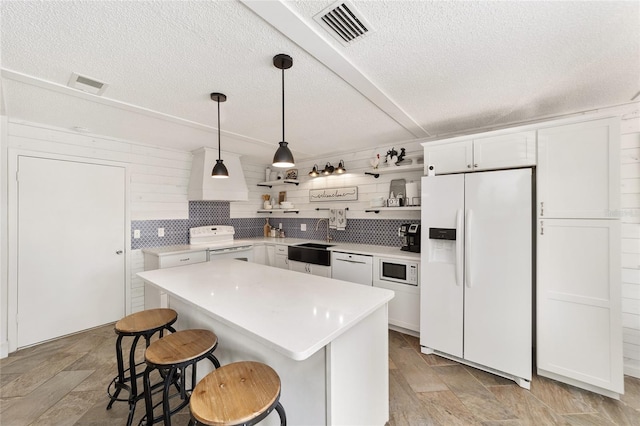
(309, 186), (358, 202)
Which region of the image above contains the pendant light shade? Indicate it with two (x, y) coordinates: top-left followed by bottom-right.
(335, 160), (346, 174)
(210, 92), (229, 179)
(308, 164), (319, 177)
(272, 54), (295, 168)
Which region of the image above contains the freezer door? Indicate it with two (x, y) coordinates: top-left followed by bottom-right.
(420, 174), (464, 357)
(463, 169), (532, 380)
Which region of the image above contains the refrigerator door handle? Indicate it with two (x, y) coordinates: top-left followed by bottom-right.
(455, 209), (464, 286)
(465, 209), (473, 288)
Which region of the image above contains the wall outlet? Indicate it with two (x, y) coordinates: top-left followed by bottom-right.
(133, 229), (140, 239)
(301, 224), (307, 231)
(279, 223), (283, 229)
(158, 228), (165, 237)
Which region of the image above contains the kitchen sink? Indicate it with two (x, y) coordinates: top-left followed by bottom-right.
(288, 242), (334, 266)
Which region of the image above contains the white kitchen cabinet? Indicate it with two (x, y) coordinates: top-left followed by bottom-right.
(537, 219), (623, 397)
(143, 250), (207, 270)
(536, 116), (623, 399)
(423, 139), (473, 174)
(143, 250), (207, 309)
(253, 244), (266, 265)
(289, 259), (331, 277)
(265, 244), (275, 267)
(422, 131), (536, 175)
(274, 244), (289, 270)
(538, 118), (620, 219)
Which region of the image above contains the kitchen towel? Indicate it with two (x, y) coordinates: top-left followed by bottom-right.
(330, 208), (347, 231)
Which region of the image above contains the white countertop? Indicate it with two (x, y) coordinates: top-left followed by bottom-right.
(142, 238), (420, 261)
(137, 260), (394, 361)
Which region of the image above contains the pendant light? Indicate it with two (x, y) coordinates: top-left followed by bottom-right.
(272, 54), (295, 168)
(210, 92), (229, 178)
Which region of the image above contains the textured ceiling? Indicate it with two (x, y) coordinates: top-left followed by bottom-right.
(1, 0), (639, 163)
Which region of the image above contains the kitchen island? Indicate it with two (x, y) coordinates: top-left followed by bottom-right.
(137, 259), (394, 426)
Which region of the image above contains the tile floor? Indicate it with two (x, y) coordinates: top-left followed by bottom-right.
(0, 324), (639, 425)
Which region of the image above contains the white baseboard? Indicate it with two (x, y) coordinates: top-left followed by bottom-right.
(624, 363), (640, 379)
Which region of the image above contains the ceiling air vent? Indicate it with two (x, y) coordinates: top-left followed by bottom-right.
(67, 72), (108, 95)
(313, 0), (374, 46)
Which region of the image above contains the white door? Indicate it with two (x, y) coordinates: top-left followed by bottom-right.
(420, 174), (465, 357)
(17, 156), (126, 348)
(537, 218), (623, 394)
(463, 169), (532, 380)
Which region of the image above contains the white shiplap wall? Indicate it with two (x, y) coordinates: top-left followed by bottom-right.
(621, 115), (640, 378)
(6, 119), (193, 314)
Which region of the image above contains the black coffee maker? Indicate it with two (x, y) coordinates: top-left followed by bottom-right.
(399, 223), (421, 252)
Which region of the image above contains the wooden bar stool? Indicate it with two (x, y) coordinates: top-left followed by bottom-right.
(188, 361), (286, 426)
(141, 329), (221, 426)
(107, 308), (178, 426)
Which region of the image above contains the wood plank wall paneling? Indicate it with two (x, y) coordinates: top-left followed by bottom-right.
(621, 121), (640, 378)
(231, 144), (425, 221)
(7, 120), (193, 314)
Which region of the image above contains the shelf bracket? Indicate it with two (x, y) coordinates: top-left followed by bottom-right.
(364, 172), (380, 178)
(257, 183), (273, 188)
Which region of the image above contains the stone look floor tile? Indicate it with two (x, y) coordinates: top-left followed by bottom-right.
(1, 327), (640, 425)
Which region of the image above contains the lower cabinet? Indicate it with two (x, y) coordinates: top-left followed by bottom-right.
(143, 250), (207, 309)
(288, 260), (331, 277)
(274, 244), (288, 269)
(537, 218), (623, 397)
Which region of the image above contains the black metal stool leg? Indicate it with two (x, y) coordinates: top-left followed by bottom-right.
(107, 334), (126, 409)
(142, 365), (155, 426)
(275, 402), (287, 426)
(162, 367), (177, 426)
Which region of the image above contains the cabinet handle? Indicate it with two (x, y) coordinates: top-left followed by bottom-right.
(474, 163), (478, 168)
(180, 258), (190, 262)
(540, 202), (544, 217)
(115, 250), (123, 255)
(540, 221), (544, 236)
(467, 164), (472, 168)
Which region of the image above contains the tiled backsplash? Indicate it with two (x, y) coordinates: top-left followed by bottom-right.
(131, 201), (417, 249)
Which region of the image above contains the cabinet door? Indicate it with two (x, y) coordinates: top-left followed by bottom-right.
(288, 260), (309, 274)
(274, 254), (288, 270)
(538, 118), (620, 218)
(423, 140), (473, 175)
(265, 245), (275, 266)
(537, 218), (623, 396)
(473, 131), (536, 171)
(310, 264), (331, 277)
(253, 245), (266, 265)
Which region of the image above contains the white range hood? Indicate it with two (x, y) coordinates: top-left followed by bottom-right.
(188, 147), (249, 201)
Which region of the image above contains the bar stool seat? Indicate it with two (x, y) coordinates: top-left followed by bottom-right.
(189, 361), (286, 426)
(107, 308), (178, 426)
(142, 329), (220, 426)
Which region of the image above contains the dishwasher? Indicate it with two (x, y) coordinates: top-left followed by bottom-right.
(331, 252), (373, 286)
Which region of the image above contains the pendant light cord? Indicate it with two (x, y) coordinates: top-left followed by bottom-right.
(281, 67), (285, 142)
(217, 98), (222, 160)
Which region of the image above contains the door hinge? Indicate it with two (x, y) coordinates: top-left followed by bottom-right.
(540, 202), (544, 217)
(540, 220), (544, 236)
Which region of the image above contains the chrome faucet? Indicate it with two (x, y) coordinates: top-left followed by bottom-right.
(315, 218), (332, 242)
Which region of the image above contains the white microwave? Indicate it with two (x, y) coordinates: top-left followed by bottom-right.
(376, 257), (419, 286)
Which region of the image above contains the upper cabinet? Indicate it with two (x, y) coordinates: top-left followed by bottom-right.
(422, 131), (536, 175)
(537, 118), (620, 219)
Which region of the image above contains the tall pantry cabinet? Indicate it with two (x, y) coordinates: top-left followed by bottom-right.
(537, 117), (624, 398)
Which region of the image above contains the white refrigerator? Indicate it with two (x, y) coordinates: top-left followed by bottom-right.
(420, 168), (532, 388)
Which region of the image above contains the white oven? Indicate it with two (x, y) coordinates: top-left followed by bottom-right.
(208, 245), (254, 262)
(373, 256), (420, 334)
(190, 225), (254, 262)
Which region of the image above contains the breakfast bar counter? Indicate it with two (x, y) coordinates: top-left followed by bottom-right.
(138, 259), (394, 425)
